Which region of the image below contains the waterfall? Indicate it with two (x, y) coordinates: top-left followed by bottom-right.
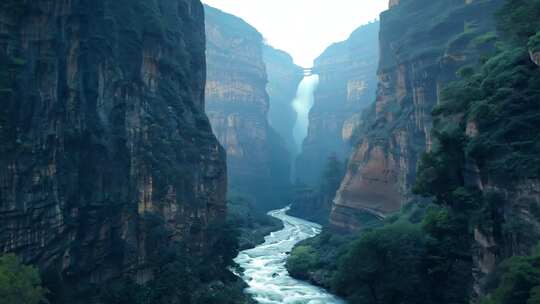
(292, 75), (319, 153)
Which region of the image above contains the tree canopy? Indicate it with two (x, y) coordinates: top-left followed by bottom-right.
(0, 254), (48, 304)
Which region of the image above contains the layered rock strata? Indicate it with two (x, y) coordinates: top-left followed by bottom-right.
(296, 22), (379, 186)
(0, 0), (226, 301)
(263, 45), (304, 159)
(331, 0), (503, 230)
(205, 5), (291, 210)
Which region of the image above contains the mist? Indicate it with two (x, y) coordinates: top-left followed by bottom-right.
(292, 75), (319, 152)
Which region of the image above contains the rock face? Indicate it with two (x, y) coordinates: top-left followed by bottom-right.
(295, 22), (379, 186)
(472, 178), (540, 297)
(0, 0), (226, 301)
(531, 50), (540, 66)
(389, 0), (400, 8)
(205, 5), (290, 210)
(331, 0), (503, 230)
(264, 45), (304, 158)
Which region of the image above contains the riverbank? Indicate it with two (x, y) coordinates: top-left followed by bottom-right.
(227, 195), (284, 251)
(234, 207), (345, 304)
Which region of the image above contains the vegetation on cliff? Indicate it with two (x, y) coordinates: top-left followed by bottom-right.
(289, 1), (540, 303)
(481, 245), (540, 304)
(287, 203), (471, 303)
(227, 194), (283, 250)
(416, 0), (540, 301)
(0, 254), (48, 304)
(96, 219), (251, 304)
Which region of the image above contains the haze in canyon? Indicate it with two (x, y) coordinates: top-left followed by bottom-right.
(1, 1), (539, 304)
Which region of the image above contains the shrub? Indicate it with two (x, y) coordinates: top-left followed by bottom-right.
(481, 244), (540, 304)
(331, 222), (427, 303)
(286, 246), (319, 280)
(0, 254), (48, 304)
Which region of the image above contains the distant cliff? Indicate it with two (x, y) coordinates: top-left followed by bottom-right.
(296, 22), (379, 186)
(264, 45), (304, 159)
(205, 5), (291, 210)
(0, 0), (228, 302)
(331, 0), (503, 231)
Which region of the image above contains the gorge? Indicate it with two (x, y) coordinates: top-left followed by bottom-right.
(1, 0), (540, 304)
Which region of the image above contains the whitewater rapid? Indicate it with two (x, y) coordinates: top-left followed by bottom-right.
(233, 207), (345, 304)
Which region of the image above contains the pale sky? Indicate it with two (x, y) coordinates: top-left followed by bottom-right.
(201, 0), (388, 67)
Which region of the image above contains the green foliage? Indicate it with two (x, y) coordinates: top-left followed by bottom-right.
(97, 213), (249, 304)
(497, 0), (540, 44)
(326, 204), (473, 303)
(227, 194), (283, 250)
(413, 130), (468, 205)
(0, 254), (48, 304)
(412, 1), (540, 303)
(287, 203), (471, 303)
(332, 222), (427, 304)
(285, 229), (358, 289)
(420, 34), (540, 183)
(289, 1), (540, 304)
(529, 32), (540, 52)
(473, 32), (499, 47)
(481, 244), (540, 304)
(286, 246), (320, 280)
(417, 0), (540, 193)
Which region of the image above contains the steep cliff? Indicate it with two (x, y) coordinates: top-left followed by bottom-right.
(412, 0), (540, 297)
(331, 0), (503, 230)
(205, 5), (291, 210)
(263, 45), (304, 158)
(287, 1), (539, 303)
(296, 22), (379, 186)
(0, 0), (229, 302)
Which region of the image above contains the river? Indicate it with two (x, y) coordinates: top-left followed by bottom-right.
(233, 207), (346, 304)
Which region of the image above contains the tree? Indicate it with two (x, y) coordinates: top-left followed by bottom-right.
(497, 0), (540, 44)
(286, 245), (319, 280)
(0, 254), (48, 304)
(331, 222), (428, 304)
(481, 244), (540, 304)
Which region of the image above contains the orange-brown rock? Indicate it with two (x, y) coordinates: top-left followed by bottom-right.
(330, 0), (503, 231)
(204, 5), (291, 210)
(331, 143), (400, 229)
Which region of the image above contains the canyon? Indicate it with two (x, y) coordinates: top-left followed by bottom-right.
(0, 1), (539, 304)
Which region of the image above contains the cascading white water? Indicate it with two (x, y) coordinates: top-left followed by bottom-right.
(292, 75), (319, 152)
(234, 207), (346, 304)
